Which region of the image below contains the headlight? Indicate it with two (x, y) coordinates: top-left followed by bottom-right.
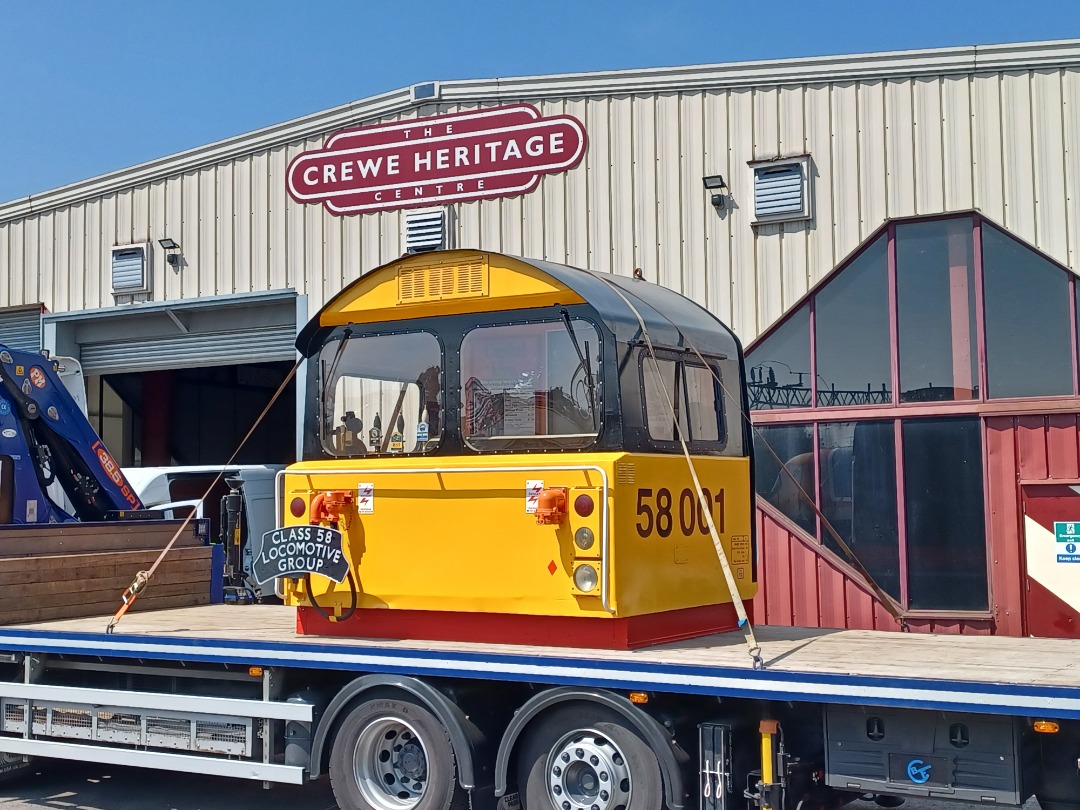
(574, 527), (595, 550)
(573, 564), (598, 592)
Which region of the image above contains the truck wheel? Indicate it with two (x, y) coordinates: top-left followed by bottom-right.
(329, 695), (468, 810)
(517, 705), (663, 810)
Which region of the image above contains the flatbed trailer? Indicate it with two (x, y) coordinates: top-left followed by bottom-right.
(0, 605), (1076, 810)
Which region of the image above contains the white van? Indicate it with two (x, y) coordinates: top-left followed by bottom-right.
(122, 464), (283, 597)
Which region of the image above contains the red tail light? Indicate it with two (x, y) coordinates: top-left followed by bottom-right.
(574, 494), (594, 517)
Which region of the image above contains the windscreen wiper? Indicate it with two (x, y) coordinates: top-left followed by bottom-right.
(559, 309), (597, 421)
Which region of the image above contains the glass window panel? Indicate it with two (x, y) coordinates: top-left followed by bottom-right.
(817, 421), (900, 600)
(642, 357), (678, 441)
(319, 332), (442, 456)
(683, 364), (722, 442)
(747, 305), (811, 410)
(753, 424), (816, 536)
(642, 353), (731, 451)
(814, 235), (892, 406)
(902, 418), (988, 611)
(717, 356), (746, 458)
(983, 224), (1072, 399)
(896, 218), (978, 402)
(460, 319), (601, 451)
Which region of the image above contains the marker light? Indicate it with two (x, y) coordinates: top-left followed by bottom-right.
(628, 692), (649, 704)
(1033, 720), (1060, 734)
(574, 527), (595, 551)
(574, 494), (594, 517)
(290, 497), (306, 518)
(573, 564), (598, 592)
(248, 666), (264, 678)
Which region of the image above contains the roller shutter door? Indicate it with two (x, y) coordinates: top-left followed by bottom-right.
(0, 305), (42, 352)
(46, 291), (301, 376)
(79, 323), (297, 374)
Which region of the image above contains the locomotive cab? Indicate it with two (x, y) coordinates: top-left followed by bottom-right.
(280, 250), (755, 648)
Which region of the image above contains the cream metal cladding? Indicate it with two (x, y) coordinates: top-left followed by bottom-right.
(0, 40), (1079, 344)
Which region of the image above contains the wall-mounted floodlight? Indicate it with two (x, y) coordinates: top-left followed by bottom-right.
(702, 174), (728, 210)
(158, 238), (182, 267)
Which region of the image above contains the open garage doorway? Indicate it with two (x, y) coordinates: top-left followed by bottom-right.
(86, 361), (296, 467)
(46, 290), (305, 468)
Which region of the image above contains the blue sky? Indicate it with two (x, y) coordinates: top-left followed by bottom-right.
(1, 0), (1078, 203)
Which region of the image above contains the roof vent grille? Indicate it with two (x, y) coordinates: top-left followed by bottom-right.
(398, 256), (488, 304)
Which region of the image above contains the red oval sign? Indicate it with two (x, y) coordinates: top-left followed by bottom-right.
(286, 104), (587, 215)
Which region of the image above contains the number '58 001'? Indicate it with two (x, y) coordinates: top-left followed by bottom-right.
(635, 487), (724, 538)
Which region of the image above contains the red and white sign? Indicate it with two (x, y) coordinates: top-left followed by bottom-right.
(286, 104), (587, 215)
(525, 479), (544, 514)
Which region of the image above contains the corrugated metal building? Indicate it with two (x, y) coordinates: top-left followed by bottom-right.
(1, 39), (1079, 636)
(3, 41), (1078, 350)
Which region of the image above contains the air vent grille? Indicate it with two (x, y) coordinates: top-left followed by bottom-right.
(404, 208), (447, 253)
(398, 257), (488, 304)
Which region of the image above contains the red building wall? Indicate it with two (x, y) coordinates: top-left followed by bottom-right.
(754, 410), (1080, 637)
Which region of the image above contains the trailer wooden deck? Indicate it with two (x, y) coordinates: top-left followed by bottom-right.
(3, 604), (1077, 683)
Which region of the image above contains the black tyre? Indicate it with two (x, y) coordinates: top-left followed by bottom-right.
(517, 704), (663, 810)
(329, 695), (468, 810)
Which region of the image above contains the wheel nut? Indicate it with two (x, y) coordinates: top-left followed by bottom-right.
(590, 755), (599, 765)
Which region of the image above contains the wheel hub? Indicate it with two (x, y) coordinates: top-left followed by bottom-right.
(546, 730), (632, 810)
(353, 717), (429, 810)
(396, 739), (427, 780)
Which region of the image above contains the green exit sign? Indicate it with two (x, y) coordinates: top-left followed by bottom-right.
(1055, 522), (1080, 542)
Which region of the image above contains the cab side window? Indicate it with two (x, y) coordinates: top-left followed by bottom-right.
(641, 351), (728, 450)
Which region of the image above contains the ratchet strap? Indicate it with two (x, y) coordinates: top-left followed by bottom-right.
(106, 357), (303, 633)
(597, 275), (765, 669)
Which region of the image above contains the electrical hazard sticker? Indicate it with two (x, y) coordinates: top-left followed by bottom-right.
(357, 483), (375, 514)
(526, 480), (544, 514)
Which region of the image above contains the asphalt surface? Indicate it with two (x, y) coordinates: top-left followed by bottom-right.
(0, 761), (338, 810)
(0, 762), (985, 810)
